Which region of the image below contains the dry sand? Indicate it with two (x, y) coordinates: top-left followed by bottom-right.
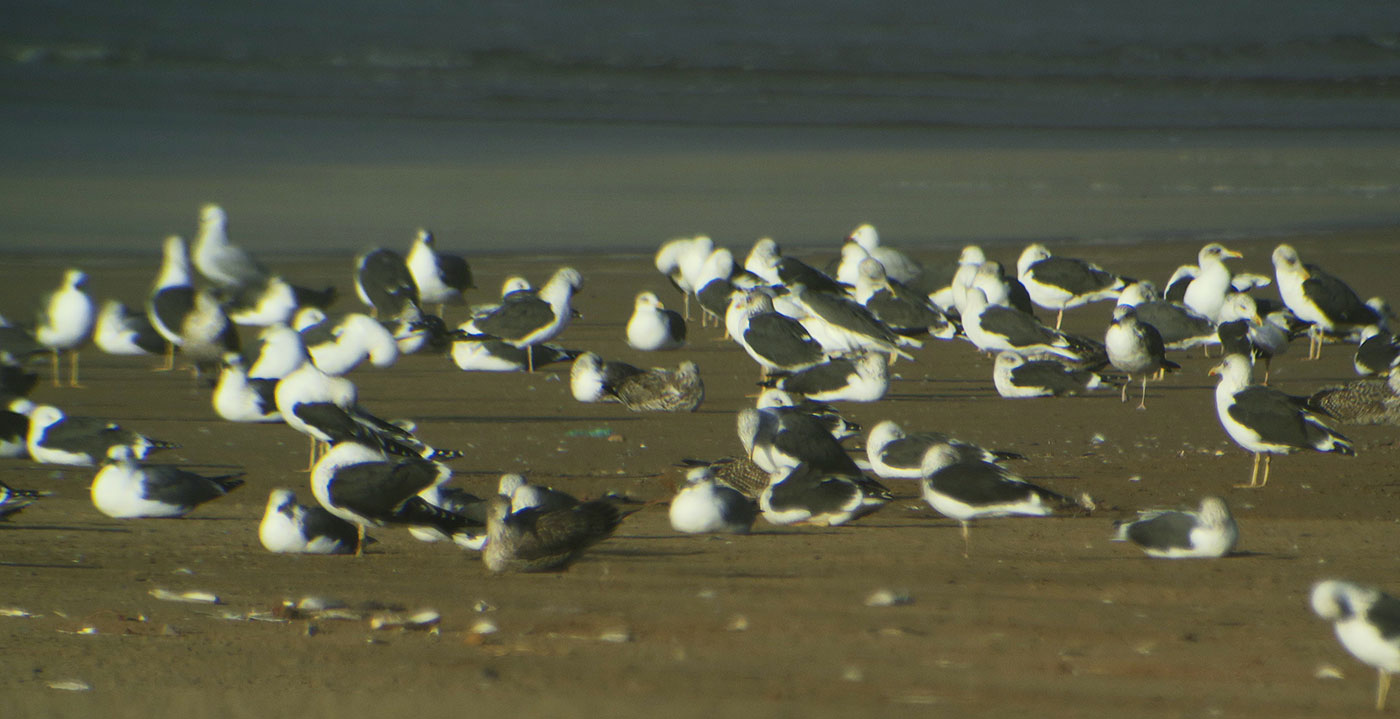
(2, 230), (1399, 717)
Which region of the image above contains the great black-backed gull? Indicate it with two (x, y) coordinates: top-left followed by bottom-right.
(962, 287), (1101, 362)
(90, 446), (244, 519)
(1310, 579), (1400, 711)
(669, 465), (758, 534)
(1309, 372), (1400, 426)
(193, 204), (270, 289)
(1111, 496), (1238, 559)
(725, 290), (826, 376)
(992, 351), (1110, 399)
(759, 462), (891, 527)
(354, 248), (419, 318)
(1116, 282), (1217, 352)
(212, 353), (281, 423)
(759, 352), (888, 403)
(1273, 243), (1382, 359)
(1182, 243), (1245, 322)
(613, 361), (704, 412)
(1210, 353), (1353, 488)
(259, 488), (363, 554)
(483, 494), (623, 573)
(865, 419), (1021, 480)
(920, 444), (1079, 557)
(469, 267), (583, 372)
(626, 291), (686, 351)
(1105, 305), (1179, 409)
(310, 441), (478, 556)
(35, 269), (95, 388)
(94, 300), (164, 357)
(405, 229), (473, 317)
(847, 224), (922, 285)
(26, 404), (178, 466)
(1017, 243), (1127, 329)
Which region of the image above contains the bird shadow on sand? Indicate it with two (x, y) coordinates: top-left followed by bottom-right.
(0, 560), (102, 569)
(0, 523), (130, 533)
(421, 415), (644, 425)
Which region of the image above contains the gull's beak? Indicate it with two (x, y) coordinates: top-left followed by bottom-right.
(1222, 248), (1244, 260)
(1207, 364), (1222, 377)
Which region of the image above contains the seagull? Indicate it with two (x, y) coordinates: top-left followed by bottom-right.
(754, 388), (861, 441)
(298, 311), (399, 376)
(354, 247), (418, 318)
(971, 260), (1037, 317)
(246, 323), (310, 380)
(405, 229), (473, 317)
(962, 287), (1102, 362)
(90, 446), (244, 519)
(1115, 282), (1217, 352)
(744, 237), (846, 295)
(1273, 243), (1381, 359)
(853, 258), (956, 339)
(1182, 243), (1245, 322)
(224, 274), (336, 328)
(192, 204), (269, 289)
(626, 291), (686, 351)
(212, 353), (281, 423)
(569, 352), (645, 403)
(468, 267), (583, 372)
(847, 224), (922, 285)
(759, 462), (891, 527)
(1355, 326), (1400, 376)
(920, 443), (1079, 557)
(258, 488), (363, 554)
(499, 473), (581, 514)
(147, 234), (195, 369)
(668, 465), (758, 535)
(736, 407), (862, 476)
(612, 361), (704, 412)
(725, 290), (827, 376)
(1105, 305), (1179, 409)
(654, 235), (714, 320)
(93, 300), (164, 357)
(409, 481), (491, 547)
(310, 441), (479, 555)
(1311, 579), (1400, 711)
(675, 456), (771, 501)
(1309, 372), (1400, 426)
(26, 404), (178, 466)
(992, 351), (1111, 399)
(865, 419), (1021, 480)
(1, 398), (34, 458)
(1210, 353), (1353, 488)
(1216, 292), (1291, 383)
(451, 335), (578, 373)
(929, 244), (986, 313)
(0, 480), (49, 520)
(482, 494), (624, 573)
(693, 247), (755, 328)
(35, 268), (95, 387)
(759, 352), (888, 403)
(1111, 496), (1238, 559)
(789, 284), (917, 361)
(1017, 243), (1127, 329)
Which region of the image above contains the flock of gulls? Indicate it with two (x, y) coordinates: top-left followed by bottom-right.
(3, 207), (1400, 707)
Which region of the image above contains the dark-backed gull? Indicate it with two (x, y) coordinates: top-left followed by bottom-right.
(259, 488), (362, 554)
(725, 290), (826, 376)
(1105, 305), (1179, 409)
(26, 404), (178, 466)
(90, 446), (244, 519)
(1355, 327), (1400, 376)
(354, 248), (419, 318)
(405, 229), (473, 317)
(865, 419), (1021, 480)
(626, 291), (686, 351)
(1016, 243), (1127, 329)
(736, 407), (861, 476)
(962, 287), (1101, 362)
(94, 300), (164, 357)
(759, 352), (888, 403)
(759, 462), (891, 527)
(1111, 496), (1238, 559)
(1310, 579), (1400, 711)
(1116, 282), (1217, 352)
(669, 465), (758, 534)
(212, 353), (281, 423)
(1272, 243), (1381, 359)
(992, 351), (1110, 399)
(469, 267), (583, 372)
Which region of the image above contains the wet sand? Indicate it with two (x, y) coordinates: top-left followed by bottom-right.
(2, 229), (1400, 716)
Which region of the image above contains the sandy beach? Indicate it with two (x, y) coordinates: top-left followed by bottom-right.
(2, 228), (1398, 716)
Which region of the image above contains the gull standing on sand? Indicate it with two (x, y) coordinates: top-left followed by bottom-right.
(483, 494), (624, 573)
(1105, 304), (1179, 409)
(920, 444), (1079, 558)
(754, 388), (861, 441)
(90, 446), (244, 519)
(669, 465), (758, 535)
(725, 290), (827, 376)
(468, 267), (583, 372)
(259, 488), (363, 554)
(1273, 243), (1383, 359)
(405, 229), (473, 317)
(1115, 282), (1217, 352)
(992, 350), (1111, 399)
(626, 291), (686, 351)
(655, 235), (714, 320)
(1310, 579), (1400, 711)
(1210, 353), (1353, 488)
(193, 204), (269, 289)
(35, 269), (95, 387)
(1017, 243), (1127, 329)
(1111, 496), (1238, 558)
(310, 441), (480, 556)
(962, 287), (1100, 362)
(26, 404), (178, 466)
